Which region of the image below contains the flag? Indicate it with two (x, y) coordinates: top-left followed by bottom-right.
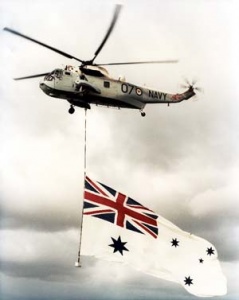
(81, 176), (227, 297)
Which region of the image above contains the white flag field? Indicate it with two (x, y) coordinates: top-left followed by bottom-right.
(81, 176), (227, 297)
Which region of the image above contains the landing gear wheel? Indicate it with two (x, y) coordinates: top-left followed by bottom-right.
(141, 111), (146, 117)
(68, 105), (75, 114)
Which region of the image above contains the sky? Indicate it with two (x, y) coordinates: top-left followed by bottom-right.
(0, 0), (239, 299)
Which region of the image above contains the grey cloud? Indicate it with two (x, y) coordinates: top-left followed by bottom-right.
(0, 257), (192, 300)
(101, 103), (237, 172)
(0, 209), (80, 232)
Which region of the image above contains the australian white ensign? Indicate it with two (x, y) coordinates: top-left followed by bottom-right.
(81, 176), (227, 298)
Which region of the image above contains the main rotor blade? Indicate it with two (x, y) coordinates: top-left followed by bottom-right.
(97, 60), (178, 66)
(14, 73), (49, 80)
(92, 4), (122, 63)
(3, 27), (84, 63)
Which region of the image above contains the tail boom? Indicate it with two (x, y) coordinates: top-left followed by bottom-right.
(145, 86), (196, 104)
(167, 86), (196, 103)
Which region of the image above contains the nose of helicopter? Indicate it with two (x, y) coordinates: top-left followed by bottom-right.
(39, 79), (55, 96)
(39, 81), (46, 91)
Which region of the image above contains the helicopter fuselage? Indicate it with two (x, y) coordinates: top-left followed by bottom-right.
(4, 5), (196, 116)
(40, 65), (195, 113)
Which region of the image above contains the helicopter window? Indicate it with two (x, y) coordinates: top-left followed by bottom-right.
(82, 68), (104, 77)
(54, 69), (63, 78)
(104, 81), (110, 88)
(44, 74), (54, 81)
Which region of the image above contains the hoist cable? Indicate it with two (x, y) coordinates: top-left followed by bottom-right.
(75, 108), (87, 267)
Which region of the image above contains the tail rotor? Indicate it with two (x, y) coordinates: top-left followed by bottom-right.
(181, 78), (203, 100)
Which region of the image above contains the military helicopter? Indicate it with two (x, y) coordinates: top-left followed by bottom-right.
(3, 5), (196, 117)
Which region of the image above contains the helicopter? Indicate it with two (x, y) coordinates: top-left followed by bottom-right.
(3, 5), (196, 117)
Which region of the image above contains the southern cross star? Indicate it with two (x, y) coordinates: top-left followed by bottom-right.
(207, 247), (215, 256)
(171, 238), (180, 247)
(184, 276), (193, 286)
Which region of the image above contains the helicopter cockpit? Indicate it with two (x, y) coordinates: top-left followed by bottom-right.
(44, 69), (63, 81)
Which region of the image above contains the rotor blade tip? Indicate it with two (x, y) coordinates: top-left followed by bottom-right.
(116, 3), (123, 10)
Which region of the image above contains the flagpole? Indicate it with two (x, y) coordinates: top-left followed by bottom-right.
(75, 108), (87, 267)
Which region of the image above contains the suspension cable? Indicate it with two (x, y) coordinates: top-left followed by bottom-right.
(75, 108), (87, 267)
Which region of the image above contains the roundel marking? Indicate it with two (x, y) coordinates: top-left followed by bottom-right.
(136, 87), (143, 96)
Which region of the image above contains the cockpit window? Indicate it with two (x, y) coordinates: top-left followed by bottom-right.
(54, 69), (63, 78)
(44, 74), (54, 81)
(44, 69), (63, 81)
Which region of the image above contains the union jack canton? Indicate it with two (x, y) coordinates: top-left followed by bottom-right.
(84, 176), (158, 238)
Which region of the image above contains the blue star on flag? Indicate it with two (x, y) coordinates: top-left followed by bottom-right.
(207, 247), (215, 256)
(109, 236), (129, 255)
(171, 238), (180, 247)
(184, 276), (193, 286)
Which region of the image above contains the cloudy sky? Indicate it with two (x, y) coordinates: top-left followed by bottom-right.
(0, 0), (239, 299)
